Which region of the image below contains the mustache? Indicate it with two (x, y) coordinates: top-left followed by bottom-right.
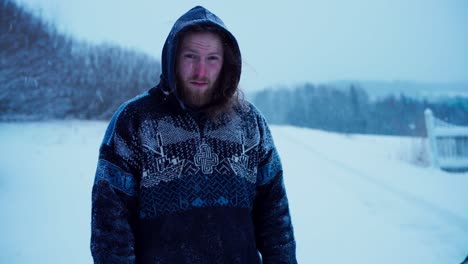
(189, 76), (209, 82)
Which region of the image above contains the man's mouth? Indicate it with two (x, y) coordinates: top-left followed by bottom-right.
(190, 81), (208, 87)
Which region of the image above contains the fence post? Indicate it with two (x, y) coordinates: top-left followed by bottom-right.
(424, 108), (439, 168)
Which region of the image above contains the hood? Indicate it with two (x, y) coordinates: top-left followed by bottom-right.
(156, 6), (242, 107)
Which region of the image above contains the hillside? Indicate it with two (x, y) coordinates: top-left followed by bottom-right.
(0, 0), (160, 120)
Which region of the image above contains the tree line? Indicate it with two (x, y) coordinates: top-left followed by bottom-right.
(252, 84), (468, 136)
(0, 0), (160, 120)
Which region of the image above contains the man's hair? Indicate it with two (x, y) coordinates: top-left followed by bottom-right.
(175, 23), (244, 117)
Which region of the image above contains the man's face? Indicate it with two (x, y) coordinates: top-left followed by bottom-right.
(176, 31), (224, 108)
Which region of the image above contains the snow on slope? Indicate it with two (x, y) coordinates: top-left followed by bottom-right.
(0, 121), (467, 264)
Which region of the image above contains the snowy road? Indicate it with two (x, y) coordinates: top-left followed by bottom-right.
(273, 126), (468, 264)
(0, 122), (467, 264)
(280, 127), (468, 230)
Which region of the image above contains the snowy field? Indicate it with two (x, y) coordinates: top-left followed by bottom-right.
(0, 121), (467, 264)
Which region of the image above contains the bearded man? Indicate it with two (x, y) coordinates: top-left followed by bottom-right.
(91, 6), (297, 264)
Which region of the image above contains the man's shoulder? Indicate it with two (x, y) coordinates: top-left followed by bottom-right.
(106, 91), (161, 131)
(101, 91), (158, 145)
(234, 99), (266, 121)
(112, 92), (151, 118)
(114, 86), (173, 119)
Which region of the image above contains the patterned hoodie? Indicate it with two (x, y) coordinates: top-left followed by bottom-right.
(91, 6), (297, 264)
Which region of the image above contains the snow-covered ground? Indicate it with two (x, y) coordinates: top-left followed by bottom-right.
(0, 121), (467, 264)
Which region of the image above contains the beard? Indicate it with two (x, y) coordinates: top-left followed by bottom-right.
(177, 78), (219, 108)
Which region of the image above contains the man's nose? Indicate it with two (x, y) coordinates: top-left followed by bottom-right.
(194, 61), (207, 77)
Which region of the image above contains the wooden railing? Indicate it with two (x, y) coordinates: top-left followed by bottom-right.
(425, 109), (468, 171)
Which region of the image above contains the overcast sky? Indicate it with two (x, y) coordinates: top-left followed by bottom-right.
(16, 0), (468, 92)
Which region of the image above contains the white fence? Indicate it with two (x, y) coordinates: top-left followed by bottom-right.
(425, 109), (468, 171)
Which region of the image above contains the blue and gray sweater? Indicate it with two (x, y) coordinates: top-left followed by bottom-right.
(91, 6), (297, 264)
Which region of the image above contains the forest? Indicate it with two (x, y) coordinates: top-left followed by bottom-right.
(252, 84), (468, 136)
(0, 0), (159, 120)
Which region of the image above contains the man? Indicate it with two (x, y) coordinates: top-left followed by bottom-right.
(91, 6), (297, 264)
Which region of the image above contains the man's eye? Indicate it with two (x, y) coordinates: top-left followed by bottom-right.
(208, 56), (219, 61)
(184, 54), (195, 59)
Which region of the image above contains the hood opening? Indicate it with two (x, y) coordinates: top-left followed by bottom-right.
(155, 6), (242, 114)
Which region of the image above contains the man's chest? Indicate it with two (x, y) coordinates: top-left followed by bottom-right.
(136, 114), (261, 219)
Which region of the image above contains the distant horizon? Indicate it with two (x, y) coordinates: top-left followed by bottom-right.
(244, 80), (468, 97)
(14, 0), (468, 91)
(247, 80), (468, 104)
